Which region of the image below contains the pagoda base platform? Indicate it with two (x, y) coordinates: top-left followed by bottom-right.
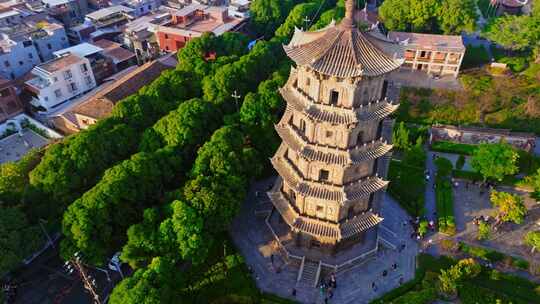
(230, 177), (420, 304)
(267, 208), (379, 268)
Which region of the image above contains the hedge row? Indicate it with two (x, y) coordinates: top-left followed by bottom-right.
(435, 179), (455, 235)
(431, 140), (478, 155)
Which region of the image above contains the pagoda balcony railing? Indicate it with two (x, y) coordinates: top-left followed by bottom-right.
(416, 57), (431, 62)
(286, 122), (389, 157)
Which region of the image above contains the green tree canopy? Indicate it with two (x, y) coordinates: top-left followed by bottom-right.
(109, 257), (182, 304)
(250, 0), (297, 37)
(436, 0), (477, 34)
(524, 230), (540, 253)
(471, 142), (518, 181)
(139, 98), (221, 152)
(0, 207), (43, 276)
(61, 148), (186, 265)
(0, 150), (41, 205)
(393, 122), (411, 151)
(240, 68), (287, 159)
(490, 190), (527, 224)
(435, 157), (453, 178)
(379, 0), (477, 34)
(483, 15), (540, 51)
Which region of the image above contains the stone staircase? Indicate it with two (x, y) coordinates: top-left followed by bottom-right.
(297, 258), (321, 287)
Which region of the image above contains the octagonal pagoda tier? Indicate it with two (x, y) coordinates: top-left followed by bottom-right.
(267, 0), (403, 249)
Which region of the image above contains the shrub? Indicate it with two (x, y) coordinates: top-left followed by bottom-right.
(431, 141), (478, 155)
(436, 179), (455, 235)
(462, 46), (491, 69)
(512, 258), (529, 270)
(477, 221), (491, 241)
(388, 160), (426, 216)
(456, 155), (466, 170)
(435, 157), (453, 178)
(458, 242), (505, 263)
(452, 169), (483, 181)
(440, 239), (458, 252)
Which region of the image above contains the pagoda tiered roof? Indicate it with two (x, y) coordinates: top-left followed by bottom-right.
(275, 124), (393, 165)
(283, 7), (403, 78)
(271, 154), (389, 203)
(280, 86), (399, 124)
(268, 178), (384, 241)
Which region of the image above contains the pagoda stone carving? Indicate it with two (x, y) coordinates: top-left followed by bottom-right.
(267, 0), (404, 253)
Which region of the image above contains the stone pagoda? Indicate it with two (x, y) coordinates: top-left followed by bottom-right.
(267, 0), (404, 255)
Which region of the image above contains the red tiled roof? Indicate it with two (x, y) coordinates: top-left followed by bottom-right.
(92, 39), (120, 51)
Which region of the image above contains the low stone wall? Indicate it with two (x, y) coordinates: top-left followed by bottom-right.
(430, 124), (535, 151)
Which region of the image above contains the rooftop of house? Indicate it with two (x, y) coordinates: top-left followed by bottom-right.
(37, 53), (85, 74)
(0, 16), (64, 42)
(0, 129), (49, 163)
(41, 0), (73, 7)
(0, 9), (20, 19)
(0, 114), (62, 163)
(53, 42), (103, 58)
(53, 55), (175, 133)
(86, 5), (134, 20)
(158, 3), (243, 36)
(491, 0), (528, 7)
(387, 31), (465, 52)
(92, 39), (135, 63)
(123, 11), (170, 33)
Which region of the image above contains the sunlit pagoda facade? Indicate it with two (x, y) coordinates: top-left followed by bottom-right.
(267, 0), (404, 254)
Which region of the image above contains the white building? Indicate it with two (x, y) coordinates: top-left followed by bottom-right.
(0, 17), (69, 80)
(228, 0), (250, 18)
(110, 0), (161, 17)
(25, 53), (96, 113)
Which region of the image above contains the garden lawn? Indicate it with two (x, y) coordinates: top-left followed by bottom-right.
(396, 69), (540, 134)
(388, 160), (426, 216)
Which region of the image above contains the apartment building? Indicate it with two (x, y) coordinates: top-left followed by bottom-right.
(155, 3), (245, 52)
(388, 32), (465, 77)
(25, 53), (96, 112)
(0, 17), (69, 80)
(41, 0), (89, 27)
(85, 5), (135, 29)
(121, 11), (169, 64)
(110, 0), (162, 17)
(53, 42), (115, 83)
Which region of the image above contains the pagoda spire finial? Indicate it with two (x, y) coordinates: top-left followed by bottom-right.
(340, 0), (356, 29)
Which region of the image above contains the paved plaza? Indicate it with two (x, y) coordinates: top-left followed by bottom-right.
(452, 183), (540, 260)
(230, 178), (419, 304)
(388, 70), (463, 91)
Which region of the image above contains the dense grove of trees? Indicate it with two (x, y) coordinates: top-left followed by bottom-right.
(1, 0), (339, 300)
(483, 1), (540, 53)
(379, 0), (477, 34)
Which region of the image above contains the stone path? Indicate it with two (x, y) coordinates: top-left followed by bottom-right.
(230, 178), (419, 304)
(425, 151), (437, 223)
